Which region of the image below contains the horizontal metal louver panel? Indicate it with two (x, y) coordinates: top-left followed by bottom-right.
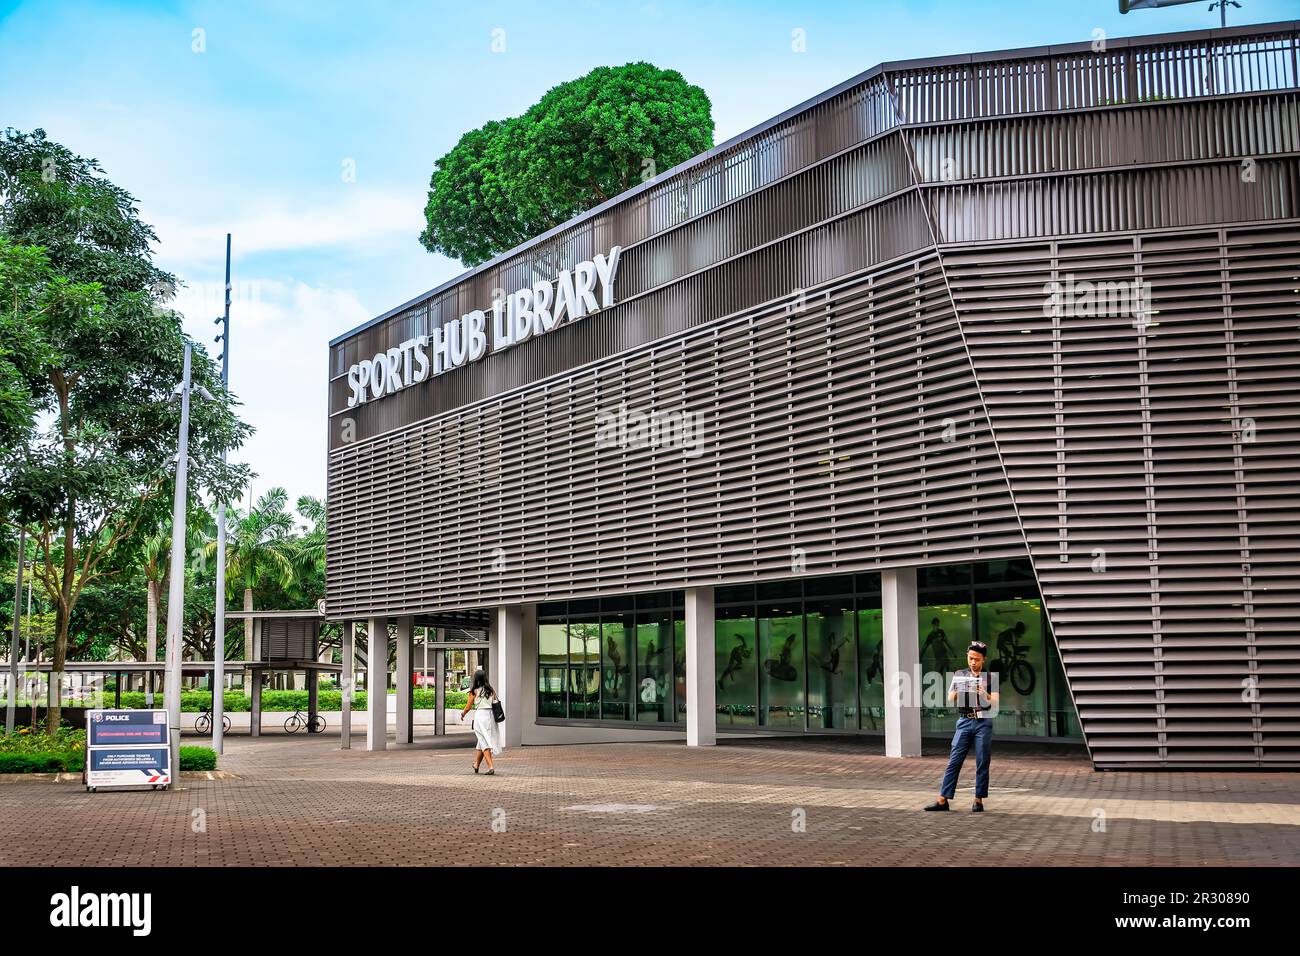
(330, 191), (933, 445)
(908, 93), (1300, 184)
(924, 158), (1300, 244)
(327, 251), (1026, 617)
(943, 224), (1300, 769)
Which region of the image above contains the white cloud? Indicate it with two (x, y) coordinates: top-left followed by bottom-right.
(173, 276), (370, 333)
(176, 277), (372, 499)
(152, 187), (425, 268)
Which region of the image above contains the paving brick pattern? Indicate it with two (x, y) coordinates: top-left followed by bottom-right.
(1, 735), (1296, 866)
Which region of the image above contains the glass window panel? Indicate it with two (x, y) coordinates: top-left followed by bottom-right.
(1045, 615), (1081, 738)
(918, 563), (972, 589)
(636, 591), (672, 609)
(567, 620), (601, 718)
(673, 616), (687, 723)
(855, 572), (882, 594)
(635, 612), (672, 722)
(758, 602), (804, 728)
(918, 587), (970, 606)
(601, 616), (633, 720)
(716, 584), (755, 605)
(975, 558), (1036, 584)
(919, 603), (973, 734)
(805, 574), (856, 597)
(538, 622), (568, 718)
(979, 599), (1047, 738)
(974, 584), (1038, 604)
(857, 603), (885, 730)
(716, 607), (757, 728)
(807, 598), (856, 729)
(757, 579), (801, 600)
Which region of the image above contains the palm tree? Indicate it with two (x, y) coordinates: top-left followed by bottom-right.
(210, 488), (298, 660)
(294, 495), (326, 587)
(139, 505), (213, 701)
(139, 530), (167, 705)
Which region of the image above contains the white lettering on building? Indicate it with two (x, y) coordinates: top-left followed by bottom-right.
(346, 246), (621, 407)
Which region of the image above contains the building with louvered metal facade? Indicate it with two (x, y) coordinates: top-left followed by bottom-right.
(326, 22), (1300, 770)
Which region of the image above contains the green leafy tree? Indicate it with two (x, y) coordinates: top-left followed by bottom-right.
(68, 573), (139, 661)
(0, 241), (47, 450)
(0, 129), (252, 734)
(421, 62), (713, 266)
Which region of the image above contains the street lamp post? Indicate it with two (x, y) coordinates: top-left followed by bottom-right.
(162, 344), (194, 779)
(163, 343), (215, 781)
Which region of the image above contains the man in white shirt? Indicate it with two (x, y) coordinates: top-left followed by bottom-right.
(923, 640), (999, 812)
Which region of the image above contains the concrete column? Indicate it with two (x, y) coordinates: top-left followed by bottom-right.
(340, 620), (355, 750)
(434, 646), (446, 736)
(394, 616), (413, 744)
(490, 605), (526, 748)
(243, 590), (253, 661)
(684, 587), (716, 747)
(882, 567), (922, 757)
(249, 672), (262, 737)
(366, 617), (389, 751)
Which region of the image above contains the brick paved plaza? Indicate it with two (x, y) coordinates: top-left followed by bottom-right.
(2, 735), (1297, 867)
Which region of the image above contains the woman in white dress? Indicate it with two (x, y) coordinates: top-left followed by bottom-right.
(459, 669), (502, 774)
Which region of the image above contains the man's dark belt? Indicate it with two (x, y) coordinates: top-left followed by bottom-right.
(958, 708), (984, 718)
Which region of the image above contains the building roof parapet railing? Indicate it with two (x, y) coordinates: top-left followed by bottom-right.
(330, 19), (1300, 349)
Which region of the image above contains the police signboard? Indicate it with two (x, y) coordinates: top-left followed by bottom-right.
(85, 710), (171, 790)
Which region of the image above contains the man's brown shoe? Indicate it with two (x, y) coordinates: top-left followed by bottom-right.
(923, 800), (949, 811)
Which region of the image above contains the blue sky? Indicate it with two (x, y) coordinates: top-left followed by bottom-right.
(2, 0), (1295, 501)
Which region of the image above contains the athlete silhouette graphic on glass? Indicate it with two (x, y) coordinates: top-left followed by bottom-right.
(991, 620), (1036, 696)
(605, 634), (627, 696)
(812, 632), (850, 676)
(763, 634), (799, 682)
(863, 639), (885, 685)
(718, 634), (753, 689)
(921, 617), (954, 676)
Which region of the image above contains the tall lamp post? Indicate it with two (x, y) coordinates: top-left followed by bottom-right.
(163, 343), (214, 781)
(212, 234), (231, 755)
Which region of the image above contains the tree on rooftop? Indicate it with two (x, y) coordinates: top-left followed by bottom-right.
(420, 62), (713, 267)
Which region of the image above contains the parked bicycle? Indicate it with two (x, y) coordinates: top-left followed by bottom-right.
(284, 710), (326, 733)
(194, 711), (231, 734)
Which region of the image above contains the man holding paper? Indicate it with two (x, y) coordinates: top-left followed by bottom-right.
(924, 640), (999, 812)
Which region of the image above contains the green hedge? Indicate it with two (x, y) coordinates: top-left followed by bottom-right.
(179, 746), (217, 771)
(0, 730), (217, 774)
(0, 728), (86, 773)
(0, 752), (67, 773)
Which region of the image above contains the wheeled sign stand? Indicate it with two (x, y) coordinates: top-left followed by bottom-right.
(84, 709), (172, 792)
